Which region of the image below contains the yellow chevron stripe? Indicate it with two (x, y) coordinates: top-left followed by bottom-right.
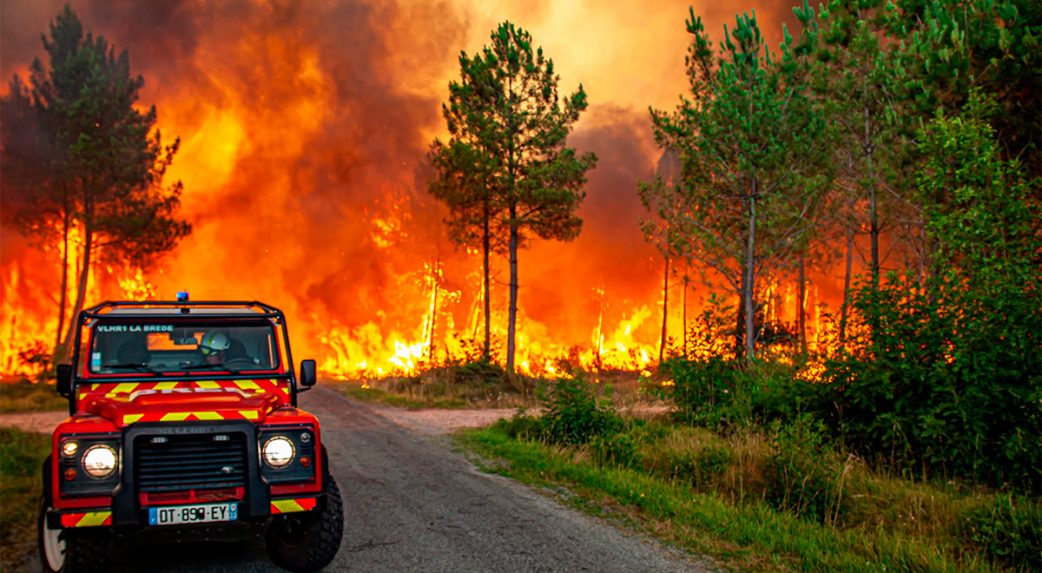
(235, 381), (260, 391)
(239, 410), (259, 420)
(77, 512), (111, 527)
(123, 414), (144, 425)
(160, 412), (191, 422)
(193, 411), (223, 421)
(154, 382), (179, 390)
(107, 383), (140, 395)
(196, 381), (219, 389)
(272, 499), (305, 513)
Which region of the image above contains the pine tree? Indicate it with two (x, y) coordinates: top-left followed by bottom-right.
(429, 22), (596, 374)
(3, 6), (190, 362)
(651, 9), (828, 359)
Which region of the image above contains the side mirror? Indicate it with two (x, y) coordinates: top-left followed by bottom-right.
(56, 364), (72, 397)
(299, 359), (317, 389)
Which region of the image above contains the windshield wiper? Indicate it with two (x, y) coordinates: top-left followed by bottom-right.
(105, 363), (163, 375)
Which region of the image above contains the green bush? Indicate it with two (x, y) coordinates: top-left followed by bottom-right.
(765, 415), (846, 524)
(542, 373), (621, 446)
(589, 429), (639, 468)
(817, 111), (1042, 493)
(960, 495), (1042, 569)
(496, 410), (545, 441)
(664, 356), (748, 428)
(665, 357), (820, 432)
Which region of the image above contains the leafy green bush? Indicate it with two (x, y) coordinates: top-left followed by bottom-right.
(664, 357), (820, 431)
(817, 109), (1042, 493)
(664, 356), (748, 428)
(589, 429), (639, 468)
(495, 410), (545, 441)
(541, 373), (621, 446)
(960, 495), (1042, 569)
(765, 415), (846, 524)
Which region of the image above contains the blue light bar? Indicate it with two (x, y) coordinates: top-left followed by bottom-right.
(176, 291), (190, 302)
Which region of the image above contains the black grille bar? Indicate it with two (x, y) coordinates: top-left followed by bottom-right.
(135, 433), (247, 493)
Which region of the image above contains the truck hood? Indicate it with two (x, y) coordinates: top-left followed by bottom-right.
(86, 389), (280, 428)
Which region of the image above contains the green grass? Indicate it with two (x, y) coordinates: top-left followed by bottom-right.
(457, 423), (1029, 572)
(0, 427), (51, 571)
(0, 381), (68, 413)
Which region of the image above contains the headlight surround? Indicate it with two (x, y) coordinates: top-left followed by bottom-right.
(262, 436), (296, 468)
(258, 426), (315, 484)
(81, 444), (118, 478)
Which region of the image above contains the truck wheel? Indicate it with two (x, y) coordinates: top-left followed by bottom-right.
(265, 475), (344, 572)
(38, 496), (109, 573)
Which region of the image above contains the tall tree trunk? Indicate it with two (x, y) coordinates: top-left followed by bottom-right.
(659, 255), (669, 363)
(60, 193), (93, 363)
(426, 258), (439, 363)
(482, 199), (491, 362)
(54, 193), (70, 362)
(681, 273), (689, 359)
(735, 300), (745, 359)
(839, 218), (855, 343)
(797, 253), (807, 355)
(506, 213), (519, 375)
(864, 93), (879, 294)
(744, 180), (758, 360)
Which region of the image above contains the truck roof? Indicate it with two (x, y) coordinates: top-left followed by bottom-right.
(84, 301), (285, 319)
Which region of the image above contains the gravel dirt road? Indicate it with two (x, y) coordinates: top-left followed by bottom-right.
(18, 385), (712, 572)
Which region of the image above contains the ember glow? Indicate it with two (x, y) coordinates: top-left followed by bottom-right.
(2, 0), (828, 379)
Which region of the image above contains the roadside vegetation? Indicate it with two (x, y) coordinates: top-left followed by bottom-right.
(0, 381), (67, 414)
(329, 361), (525, 409)
(328, 360), (667, 411)
(0, 427), (50, 571)
(459, 373), (1041, 572)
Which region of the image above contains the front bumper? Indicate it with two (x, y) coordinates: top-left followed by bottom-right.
(47, 495), (320, 530)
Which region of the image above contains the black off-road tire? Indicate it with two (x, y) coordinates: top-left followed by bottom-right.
(38, 458), (110, 573)
(265, 475), (344, 572)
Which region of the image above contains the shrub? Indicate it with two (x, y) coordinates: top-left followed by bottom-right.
(589, 429), (639, 468)
(960, 495), (1042, 569)
(765, 415), (847, 524)
(664, 356), (748, 429)
(496, 410), (545, 441)
(542, 373), (621, 446)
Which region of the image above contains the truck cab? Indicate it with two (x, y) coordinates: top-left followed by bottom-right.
(39, 299), (343, 573)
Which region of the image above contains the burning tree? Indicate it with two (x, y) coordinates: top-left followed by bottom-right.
(1, 6), (189, 363)
(429, 21), (597, 374)
(649, 9), (828, 360)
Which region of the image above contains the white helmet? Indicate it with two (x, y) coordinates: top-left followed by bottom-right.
(199, 330), (230, 355)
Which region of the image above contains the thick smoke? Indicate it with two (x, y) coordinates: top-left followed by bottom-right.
(1, 0), (807, 367)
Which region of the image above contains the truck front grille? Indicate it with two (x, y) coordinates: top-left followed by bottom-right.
(135, 433), (247, 492)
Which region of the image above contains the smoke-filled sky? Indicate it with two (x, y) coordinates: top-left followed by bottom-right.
(1, 0), (803, 369)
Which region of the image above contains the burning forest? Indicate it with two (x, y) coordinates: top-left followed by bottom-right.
(1, 0), (1037, 390)
(1, 0), (826, 380)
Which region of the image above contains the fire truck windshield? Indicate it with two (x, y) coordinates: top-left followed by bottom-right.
(88, 321), (280, 374)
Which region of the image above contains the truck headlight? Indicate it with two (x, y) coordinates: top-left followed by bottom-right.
(262, 436), (295, 468)
(82, 444), (117, 478)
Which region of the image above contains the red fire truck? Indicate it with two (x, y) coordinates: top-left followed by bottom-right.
(39, 298), (343, 572)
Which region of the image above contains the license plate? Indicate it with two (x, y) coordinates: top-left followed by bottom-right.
(148, 503), (237, 526)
